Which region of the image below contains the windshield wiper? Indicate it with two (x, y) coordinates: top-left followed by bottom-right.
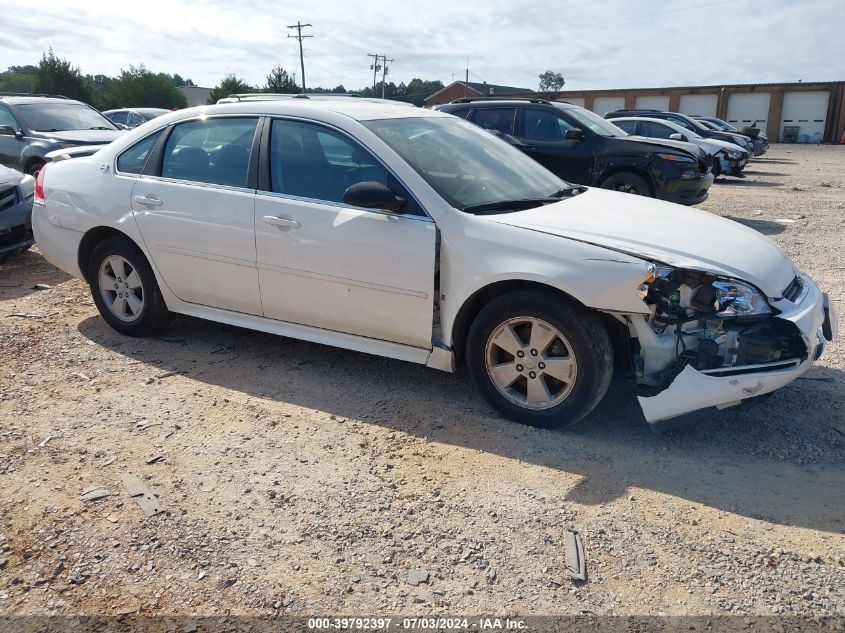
(88, 126), (114, 130)
(550, 186), (583, 197)
(464, 197), (560, 214)
(37, 128), (63, 132)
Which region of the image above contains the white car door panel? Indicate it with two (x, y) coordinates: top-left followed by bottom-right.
(132, 179), (260, 314)
(255, 195), (435, 348)
(130, 116), (262, 315)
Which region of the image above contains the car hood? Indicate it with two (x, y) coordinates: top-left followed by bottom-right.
(487, 187), (796, 298)
(626, 135), (703, 156)
(34, 129), (124, 145)
(698, 138), (747, 156)
(0, 164), (25, 186)
(612, 136), (697, 158)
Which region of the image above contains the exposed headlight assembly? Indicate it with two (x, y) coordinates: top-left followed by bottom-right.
(639, 265), (771, 319)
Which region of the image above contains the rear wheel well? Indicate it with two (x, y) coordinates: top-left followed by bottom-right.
(451, 280), (625, 366)
(78, 227), (137, 283)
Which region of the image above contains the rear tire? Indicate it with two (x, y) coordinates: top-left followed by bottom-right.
(88, 236), (172, 336)
(601, 172), (652, 197)
(466, 291), (614, 428)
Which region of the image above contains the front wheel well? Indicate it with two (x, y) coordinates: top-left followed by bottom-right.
(24, 156), (45, 173)
(451, 280), (601, 365)
(78, 227), (138, 283)
(598, 166), (655, 196)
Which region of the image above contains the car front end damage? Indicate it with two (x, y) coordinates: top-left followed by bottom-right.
(0, 170), (35, 261)
(627, 266), (837, 424)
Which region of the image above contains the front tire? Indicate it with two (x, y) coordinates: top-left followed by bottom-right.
(601, 172), (651, 197)
(26, 160), (45, 178)
(466, 291), (613, 428)
(88, 236), (172, 336)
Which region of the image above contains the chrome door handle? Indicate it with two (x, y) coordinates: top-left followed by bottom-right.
(263, 215), (301, 229)
(133, 195), (163, 207)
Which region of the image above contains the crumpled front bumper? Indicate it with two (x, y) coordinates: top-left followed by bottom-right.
(638, 273), (836, 424)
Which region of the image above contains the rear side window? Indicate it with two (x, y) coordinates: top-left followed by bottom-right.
(470, 108), (516, 135)
(161, 117), (258, 188)
(116, 131), (162, 174)
(639, 120), (674, 139)
(522, 108), (573, 140)
(108, 111), (128, 125)
(611, 120), (637, 135)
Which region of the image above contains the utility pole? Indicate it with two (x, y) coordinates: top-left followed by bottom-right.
(287, 21), (313, 93)
(380, 55), (394, 99)
(367, 54), (381, 93)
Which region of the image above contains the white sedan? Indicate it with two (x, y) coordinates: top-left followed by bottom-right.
(32, 99), (837, 427)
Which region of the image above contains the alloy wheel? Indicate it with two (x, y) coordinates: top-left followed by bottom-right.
(484, 316), (578, 410)
(98, 255), (144, 322)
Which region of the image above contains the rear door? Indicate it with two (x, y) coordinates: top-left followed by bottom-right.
(254, 117), (436, 348)
(516, 107), (593, 184)
(130, 116), (262, 315)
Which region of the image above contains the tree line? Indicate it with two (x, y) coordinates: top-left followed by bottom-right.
(0, 50), (446, 109)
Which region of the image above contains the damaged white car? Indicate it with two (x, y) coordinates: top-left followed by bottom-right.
(32, 100), (838, 427)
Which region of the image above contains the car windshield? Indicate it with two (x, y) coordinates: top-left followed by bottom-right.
(362, 117), (570, 212)
(662, 121), (703, 139)
(559, 106), (627, 137)
(15, 103), (118, 132)
(704, 118), (737, 131)
(140, 109), (169, 121)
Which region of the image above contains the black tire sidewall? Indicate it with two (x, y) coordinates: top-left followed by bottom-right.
(27, 161), (45, 178)
(601, 172), (651, 197)
(466, 292), (613, 428)
(88, 237), (170, 336)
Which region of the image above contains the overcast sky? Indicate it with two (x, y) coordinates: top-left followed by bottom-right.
(1, 0), (843, 92)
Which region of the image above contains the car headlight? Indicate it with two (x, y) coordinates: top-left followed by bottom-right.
(720, 148), (742, 159)
(711, 279), (772, 316)
(639, 265), (772, 318)
(19, 174), (35, 200)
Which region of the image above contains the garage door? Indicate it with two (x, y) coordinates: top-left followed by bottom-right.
(636, 95), (670, 111)
(726, 92), (770, 128)
(592, 96), (625, 116)
(780, 91), (829, 143)
(679, 94), (718, 117)
(561, 97), (585, 108)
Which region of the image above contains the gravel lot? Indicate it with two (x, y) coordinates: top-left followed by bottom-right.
(1, 144), (843, 618)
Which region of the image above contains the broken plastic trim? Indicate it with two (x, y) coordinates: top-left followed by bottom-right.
(563, 530), (586, 581)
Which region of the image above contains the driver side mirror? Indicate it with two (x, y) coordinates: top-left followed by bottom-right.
(0, 125), (18, 137)
(564, 128), (584, 141)
(669, 132), (689, 142)
(342, 181), (406, 213)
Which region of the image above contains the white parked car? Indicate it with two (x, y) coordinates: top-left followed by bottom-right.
(32, 100), (837, 427)
(609, 116), (749, 177)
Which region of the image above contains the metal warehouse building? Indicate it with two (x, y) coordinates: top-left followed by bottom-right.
(517, 81), (845, 144)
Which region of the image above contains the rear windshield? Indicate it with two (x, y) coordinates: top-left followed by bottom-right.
(15, 103), (118, 132)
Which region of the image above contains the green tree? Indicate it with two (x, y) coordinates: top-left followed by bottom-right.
(85, 74), (114, 109)
(0, 65), (37, 93)
(264, 66), (299, 94)
(101, 65), (187, 109)
(538, 70), (565, 92)
(207, 74), (254, 104)
(33, 49), (93, 103)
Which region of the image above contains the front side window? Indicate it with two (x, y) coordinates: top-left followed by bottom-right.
(362, 116), (568, 212)
(0, 105), (18, 129)
(14, 103), (118, 132)
(470, 108), (516, 135)
(117, 131), (163, 174)
(161, 117), (257, 187)
(268, 119), (388, 203)
(522, 108), (574, 141)
(666, 115), (697, 132)
(561, 106), (627, 137)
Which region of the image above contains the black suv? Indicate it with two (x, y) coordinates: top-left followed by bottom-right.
(437, 98), (713, 206)
(0, 94), (124, 176)
(604, 109), (755, 154)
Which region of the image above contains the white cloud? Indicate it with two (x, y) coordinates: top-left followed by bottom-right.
(0, 0), (842, 91)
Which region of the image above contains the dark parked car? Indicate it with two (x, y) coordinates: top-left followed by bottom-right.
(102, 107), (170, 129)
(604, 109), (756, 155)
(437, 98), (713, 205)
(0, 164), (34, 262)
(0, 94), (124, 177)
(693, 115), (768, 156)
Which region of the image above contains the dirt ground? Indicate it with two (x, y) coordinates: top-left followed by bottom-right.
(1, 144), (844, 618)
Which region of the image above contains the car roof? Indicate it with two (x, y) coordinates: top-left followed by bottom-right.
(441, 98), (578, 110)
(156, 99), (442, 123)
(103, 107), (170, 114)
(0, 95), (85, 106)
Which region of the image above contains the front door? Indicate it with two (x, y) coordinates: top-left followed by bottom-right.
(131, 116), (262, 315)
(517, 108), (593, 184)
(254, 118), (436, 348)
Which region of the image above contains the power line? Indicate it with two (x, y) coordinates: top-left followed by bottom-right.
(367, 54), (394, 98)
(286, 21), (313, 92)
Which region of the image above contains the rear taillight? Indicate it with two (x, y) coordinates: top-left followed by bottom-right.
(34, 165), (46, 205)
